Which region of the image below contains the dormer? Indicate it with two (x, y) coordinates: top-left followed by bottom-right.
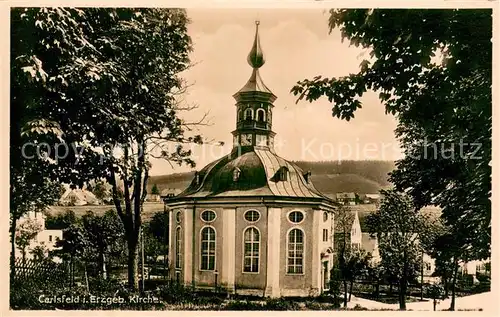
(232, 167), (241, 182)
(274, 166), (289, 182)
(303, 171), (312, 183)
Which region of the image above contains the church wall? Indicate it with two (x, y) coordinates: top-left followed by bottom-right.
(234, 205), (268, 291)
(192, 206), (224, 288)
(279, 206), (318, 296)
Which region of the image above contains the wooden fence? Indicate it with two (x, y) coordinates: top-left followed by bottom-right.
(12, 258), (68, 288)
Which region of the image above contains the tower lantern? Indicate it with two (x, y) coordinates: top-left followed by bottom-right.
(232, 21), (277, 151)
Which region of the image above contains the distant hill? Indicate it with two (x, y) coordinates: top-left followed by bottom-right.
(147, 160), (395, 195)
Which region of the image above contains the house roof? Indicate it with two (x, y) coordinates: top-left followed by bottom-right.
(337, 192), (356, 199)
(161, 188), (182, 196)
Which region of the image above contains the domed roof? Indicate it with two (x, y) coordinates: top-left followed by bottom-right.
(174, 147), (331, 201)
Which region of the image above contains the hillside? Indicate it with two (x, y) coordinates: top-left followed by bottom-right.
(147, 160), (395, 195)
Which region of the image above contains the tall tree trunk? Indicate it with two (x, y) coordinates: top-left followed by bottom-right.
(399, 255), (408, 310)
(443, 276), (449, 297)
(399, 279), (407, 310)
(101, 252), (107, 280)
(343, 280), (348, 307)
(349, 280), (354, 301)
(10, 217), (17, 278)
(127, 234), (140, 291)
(450, 258), (459, 311)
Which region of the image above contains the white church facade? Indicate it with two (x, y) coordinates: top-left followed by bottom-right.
(163, 21), (337, 297)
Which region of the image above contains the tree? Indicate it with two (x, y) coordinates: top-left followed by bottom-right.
(430, 231), (464, 310)
(92, 181), (109, 202)
(426, 283), (445, 311)
(11, 8), (202, 291)
(81, 210), (125, 279)
(15, 217), (43, 263)
(344, 249), (371, 302)
(30, 244), (49, 262)
(334, 205), (354, 307)
(151, 184), (160, 195)
(45, 210), (77, 230)
(329, 261), (343, 308)
(366, 189), (430, 310)
(291, 9), (491, 261)
(53, 224), (90, 287)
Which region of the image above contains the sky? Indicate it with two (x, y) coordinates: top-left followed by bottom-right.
(149, 9), (402, 176)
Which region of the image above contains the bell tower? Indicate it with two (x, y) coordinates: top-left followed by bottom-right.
(232, 21), (277, 152)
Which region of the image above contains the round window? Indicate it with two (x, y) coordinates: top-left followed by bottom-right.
(244, 210), (260, 222)
(201, 210), (217, 222)
(176, 211), (182, 223)
(288, 211), (304, 223)
(323, 212), (328, 222)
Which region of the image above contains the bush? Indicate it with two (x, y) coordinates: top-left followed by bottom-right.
(224, 300), (265, 310)
(352, 304), (368, 310)
(264, 298), (300, 310)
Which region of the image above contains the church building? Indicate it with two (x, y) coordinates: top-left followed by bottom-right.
(163, 21), (337, 297)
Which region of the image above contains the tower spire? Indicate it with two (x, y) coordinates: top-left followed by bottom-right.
(247, 20), (265, 69)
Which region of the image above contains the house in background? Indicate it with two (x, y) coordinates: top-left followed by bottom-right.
(161, 188), (182, 200)
(146, 193), (161, 202)
(336, 192), (356, 205)
(15, 211), (63, 261)
(459, 259), (491, 284)
(335, 206), (439, 284)
(365, 194), (381, 204)
(349, 210), (380, 265)
(59, 185), (99, 206)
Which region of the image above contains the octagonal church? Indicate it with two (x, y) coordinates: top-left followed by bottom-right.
(164, 21), (337, 298)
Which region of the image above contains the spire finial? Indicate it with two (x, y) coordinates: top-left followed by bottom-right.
(247, 21), (265, 68)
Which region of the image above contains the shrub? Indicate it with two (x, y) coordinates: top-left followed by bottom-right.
(264, 298), (300, 310)
(352, 304), (368, 310)
(224, 300), (265, 310)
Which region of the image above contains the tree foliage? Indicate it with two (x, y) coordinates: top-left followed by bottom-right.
(291, 9), (491, 260)
(11, 7), (201, 290)
(151, 184), (160, 195)
(45, 209), (77, 230)
(15, 217), (43, 262)
(366, 189), (430, 310)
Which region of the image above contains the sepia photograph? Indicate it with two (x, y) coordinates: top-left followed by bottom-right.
(7, 5), (495, 312)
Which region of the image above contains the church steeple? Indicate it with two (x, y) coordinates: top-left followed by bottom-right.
(232, 21), (277, 152)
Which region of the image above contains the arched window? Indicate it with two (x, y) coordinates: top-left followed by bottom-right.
(200, 226), (216, 271)
(256, 108), (266, 122)
(287, 228), (304, 274)
(238, 109), (243, 122)
(244, 108), (254, 120)
(323, 212), (328, 222)
(243, 227), (260, 273)
(175, 227), (182, 269)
